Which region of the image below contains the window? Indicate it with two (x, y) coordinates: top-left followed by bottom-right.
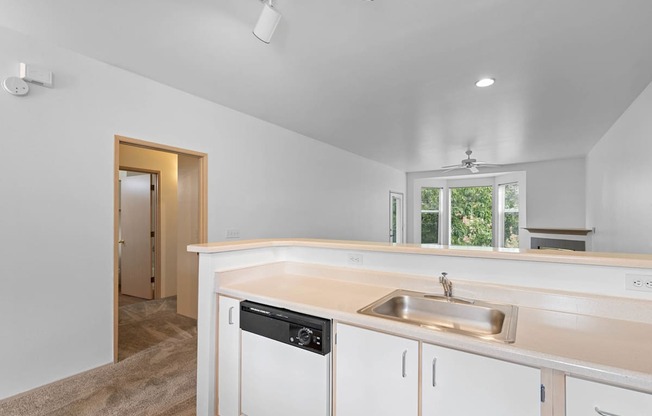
(449, 186), (493, 247)
(413, 172), (525, 248)
(499, 182), (519, 248)
(421, 187), (441, 244)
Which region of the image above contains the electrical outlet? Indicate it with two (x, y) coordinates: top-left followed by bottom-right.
(347, 253), (363, 266)
(625, 274), (652, 292)
(225, 228), (240, 239)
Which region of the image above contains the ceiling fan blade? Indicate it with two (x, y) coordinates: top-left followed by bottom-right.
(469, 166), (480, 173)
(442, 166), (462, 173)
(475, 162), (501, 167)
(441, 164), (462, 169)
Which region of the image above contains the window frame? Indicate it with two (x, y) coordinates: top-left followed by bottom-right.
(498, 181), (520, 249)
(420, 187), (443, 245)
(412, 172), (526, 249)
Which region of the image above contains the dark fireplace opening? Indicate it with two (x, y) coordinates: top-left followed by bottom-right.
(531, 237), (585, 251)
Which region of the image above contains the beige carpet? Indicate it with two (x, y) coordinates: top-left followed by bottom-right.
(0, 297), (197, 416)
(119, 296), (197, 361)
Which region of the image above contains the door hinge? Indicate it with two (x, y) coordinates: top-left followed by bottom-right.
(151, 276), (155, 283)
(151, 231), (155, 237)
(540, 384), (546, 403)
(151, 185), (155, 191)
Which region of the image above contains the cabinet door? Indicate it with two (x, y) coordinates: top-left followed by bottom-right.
(566, 376), (652, 416)
(335, 323), (418, 416)
(422, 343), (541, 416)
(217, 296), (240, 416)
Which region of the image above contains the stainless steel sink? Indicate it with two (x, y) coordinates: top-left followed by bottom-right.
(358, 289), (518, 343)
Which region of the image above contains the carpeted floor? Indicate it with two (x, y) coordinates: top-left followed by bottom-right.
(0, 297), (197, 416)
(119, 293), (150, 307)
(119, 296), (197, 361)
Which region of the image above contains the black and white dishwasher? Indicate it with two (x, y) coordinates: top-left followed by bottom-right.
(239, 300), (332, 416)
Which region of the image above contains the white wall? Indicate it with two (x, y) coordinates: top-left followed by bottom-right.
(406, 158), (586, 243)
(586, 81), (652, 254)
(0, 27), (405, 399)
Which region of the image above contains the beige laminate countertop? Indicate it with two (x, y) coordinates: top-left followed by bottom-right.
(189, 238), (652, 269)
(218, 271), (652, 393)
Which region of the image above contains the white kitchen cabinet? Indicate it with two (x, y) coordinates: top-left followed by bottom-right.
(335, 323), (419, 416)
(217, 295), (240, 416)
(566, 376), (652, 416)
(421, 343), (541, 416)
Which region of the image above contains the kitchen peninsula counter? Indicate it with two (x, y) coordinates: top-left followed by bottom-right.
(188, 239), (652, 415)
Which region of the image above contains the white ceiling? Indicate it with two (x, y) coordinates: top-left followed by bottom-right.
(1, 0), (652, 172)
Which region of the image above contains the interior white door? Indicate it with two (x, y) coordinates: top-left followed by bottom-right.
(120, 174), (153, 299)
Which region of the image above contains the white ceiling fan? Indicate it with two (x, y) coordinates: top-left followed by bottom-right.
(441, 149), (500, 174)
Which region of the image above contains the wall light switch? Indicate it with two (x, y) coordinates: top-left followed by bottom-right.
(226, 228), (240, 239)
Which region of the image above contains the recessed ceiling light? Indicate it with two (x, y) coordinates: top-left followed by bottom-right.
(475, 78), (495, 88)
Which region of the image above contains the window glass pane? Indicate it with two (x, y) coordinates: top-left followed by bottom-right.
(450, 186), (493, 247)
(421, 187), (440, 211)
(421, 212), (440, 244)
(391, 198), (397, 243)
(421, 188), (440, 244)
(503, 183), (519, 248)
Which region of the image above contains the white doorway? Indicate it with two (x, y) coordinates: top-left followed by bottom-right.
(119, 171), (158, 300)
(389, 192), (405, 243)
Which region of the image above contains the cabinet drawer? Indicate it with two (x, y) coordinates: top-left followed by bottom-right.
(566, 376), (652, 416)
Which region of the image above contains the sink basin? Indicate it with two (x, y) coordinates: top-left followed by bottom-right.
(358, 290), (518, 343)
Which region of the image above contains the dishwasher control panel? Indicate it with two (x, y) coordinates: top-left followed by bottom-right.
(289, 324), (325, 350)
(240, 300), (332, 355)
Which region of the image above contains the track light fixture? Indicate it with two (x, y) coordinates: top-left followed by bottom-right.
(253, 0), (282, 44)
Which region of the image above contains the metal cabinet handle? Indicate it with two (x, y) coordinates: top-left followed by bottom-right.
(595, 407), (621, 416)
(228, 306), (234, 325)
(402, 350), (407, 378)
(432, 357), (437, 387)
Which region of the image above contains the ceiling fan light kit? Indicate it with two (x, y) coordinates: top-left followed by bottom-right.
(253, 0), (282, 44)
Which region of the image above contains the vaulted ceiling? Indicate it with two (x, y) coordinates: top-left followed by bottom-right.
(1, 0), (652, 172)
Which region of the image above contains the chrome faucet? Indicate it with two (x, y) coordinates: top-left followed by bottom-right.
(439, 272), (453, 298)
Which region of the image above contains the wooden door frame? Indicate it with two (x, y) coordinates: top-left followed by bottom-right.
(114, 135), (208, 363)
